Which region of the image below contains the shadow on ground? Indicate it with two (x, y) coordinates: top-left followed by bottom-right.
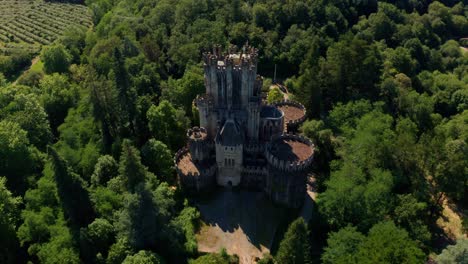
(194, 189), (288, 252)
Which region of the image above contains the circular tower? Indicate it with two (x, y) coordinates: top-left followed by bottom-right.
(265, 134), (314, 208)
(187, 126), (212, 162)
(274, 100), (307, 133)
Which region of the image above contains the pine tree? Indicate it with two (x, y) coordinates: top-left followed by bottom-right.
(48, 147), (95, 227)
(276, 218), (313, 264)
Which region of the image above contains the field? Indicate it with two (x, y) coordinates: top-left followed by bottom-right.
(0, 0), (92, 56)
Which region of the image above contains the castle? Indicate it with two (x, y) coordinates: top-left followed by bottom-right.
(174, 45), (314, 208)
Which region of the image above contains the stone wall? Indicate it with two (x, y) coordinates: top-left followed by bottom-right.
(174, 147), (217, 193)
(264, 134), (314, 208)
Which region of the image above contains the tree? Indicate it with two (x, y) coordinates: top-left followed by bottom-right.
(91, 155), (119, 187)
(0, 121), (35, 194)
(123, 250), (165, 264)
(161, 65), (204, 118)
(39, 73), (78, 134)
(323, 221), (424, 264)
(318, 163), (394, 230)
(436, 239), (468, 264)
(322, 226), (365, 264)
(107, 238), (133, 264)
(0, 177), (21, 264)
(41, 44), (72, 74)
(276, 218), (312, 264)
(141, 139), (174, 183)
(80, 218), (115, 262)
(355, 221), (425, 263)
(0, 92), (52, 149)
(147, 100), (189, 151)
(266, 87), (284, 104)
(171, 202), (200, 254)
(49, 147), (95, 227)
(118, 140), (154, 192)
(189, 248), (239, 264)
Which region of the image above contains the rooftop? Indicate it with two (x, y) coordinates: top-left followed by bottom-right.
(270, 139), (313, 162)
(277, 104), (305, 125)
(177, 152), (200, 175)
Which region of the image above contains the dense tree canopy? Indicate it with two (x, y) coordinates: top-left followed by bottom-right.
(0, 0), (466, 263)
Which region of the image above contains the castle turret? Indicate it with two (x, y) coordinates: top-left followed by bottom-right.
(187, 127), (211, 162)
(202, 44), (259, 110)
(247, 97), (261, 141)
(265, 134), (314, 208)
(274, 100), (307, 133)
(195, 94), (215, 137)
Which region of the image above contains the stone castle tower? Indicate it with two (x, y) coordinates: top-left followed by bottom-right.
(175, 45), (314, 208)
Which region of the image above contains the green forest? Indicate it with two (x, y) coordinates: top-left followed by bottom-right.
(0, 0), (467, 263)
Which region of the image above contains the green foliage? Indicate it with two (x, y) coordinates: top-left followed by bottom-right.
(267, 87), (284, 104)
(17, 163), (80, 264)
(436, 239), (468, 264)
(0, 121), (35, 193)
(276, 218), (312, 264)
(91, 155), (119, 187)
(161, 65), (204, 117)
(171, 202), (200, 255)
(323, 221), (425, 264)
(147, 100), (189, 151)
(189, 248), (239, 264)
(49, 147), (95, 227)
(123, 250), (165, 264)
(107, 238), (133, 264)
(318, 163), (394, 230)
(118, 140), (155, 192)
(0, 90), (52, 149)
(80, 218), (115, 262)
(39, 74), (78, 133)
(2, 0), (468, 262)
(322, 226), (365, 264)
(41, 44), (73, 74)
(0, 177), (21, 264)
(141, 139), (174, 183)
(356, 221), (425, 263)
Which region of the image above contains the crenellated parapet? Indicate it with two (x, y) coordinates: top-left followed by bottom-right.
(264, 133), (314, 208)
(265, 133), (314, 172)
(174, 147), (217, 192)
(202, 44), (258, 69)
(274, 100), (307, 133)
(187, 126), (212, 162)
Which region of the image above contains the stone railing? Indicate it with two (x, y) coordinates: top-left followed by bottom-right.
(174, 147), (217, 193)
(273, 100), (307, 128)
(187, 126), (208, 141)
(265, 134), (314, 172)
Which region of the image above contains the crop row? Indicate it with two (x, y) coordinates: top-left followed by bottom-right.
(0, 0), (92, 57)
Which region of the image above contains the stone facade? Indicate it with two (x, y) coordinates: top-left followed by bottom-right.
(175, 45), (314, 208)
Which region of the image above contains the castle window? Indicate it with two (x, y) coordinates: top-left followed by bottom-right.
(231, 147), (233, 151)
(225, 158), (227, 166)
(232, 159), (235, 166)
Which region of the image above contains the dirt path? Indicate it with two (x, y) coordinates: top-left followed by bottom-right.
(12, 56), (40, 85)
(436, 195), (467, 240)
